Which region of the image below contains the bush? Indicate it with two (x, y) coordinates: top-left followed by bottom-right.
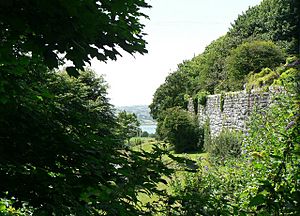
(226, 40), (285, 90)
(158, 107), (203, 153)
(168, 83), (300, 215)
(195, 91), (210, 106)
(141, 131), (149, 137)
(207, 129), (243, 158)
(246, 68), (280, 91)
(129, 137), (143, 146)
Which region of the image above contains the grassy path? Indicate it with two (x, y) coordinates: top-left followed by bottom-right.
(131, 138), (209, 206)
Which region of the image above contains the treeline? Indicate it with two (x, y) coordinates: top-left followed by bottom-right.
(150, 0), (299, 125)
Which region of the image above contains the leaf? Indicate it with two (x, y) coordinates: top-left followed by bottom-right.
(249, 194), (266, 207)
(66, 66), (80, 78)
(36, 96), (44, 101)
(44, 50), (58, 69)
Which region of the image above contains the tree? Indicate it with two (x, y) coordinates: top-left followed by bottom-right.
(159, 107), (202, 153)
(226, 40), (285, 90)
(228, 0), (299, 54)
(0, 0), (150, 77)
(0, 1), (178, 215)
(0, 68), (174, 215)
(149, 62), (191, 121)
(141, 131), (149, 137)
(117, 111), (141, 144)
(0, 68), (116, 214)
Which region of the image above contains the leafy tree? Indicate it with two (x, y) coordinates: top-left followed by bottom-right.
(229, 0), (300, 54)
(169, 65), (300, 215)
(1, 68), (112, 214)
(0, 0), (150, 77)
(192, 35), (238, 94)
(149, 61), (191, 121)
(0, 68), (174, 215)
(159, 107), (202, 153)
(141, 131), (149, 137)
(186, 0), (299, 95)
(226, 40), (285, 90)
(116, 111), (141, 144)
(0, 1), (180, 215)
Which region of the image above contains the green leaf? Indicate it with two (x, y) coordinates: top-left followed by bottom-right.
(66, 66), (80, 78)
(249, 194), (266, 207)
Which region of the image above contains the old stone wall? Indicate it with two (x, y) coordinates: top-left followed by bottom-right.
(197, 90), (277, 137)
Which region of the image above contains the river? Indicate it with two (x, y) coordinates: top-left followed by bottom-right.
(140, 124), (157, 134)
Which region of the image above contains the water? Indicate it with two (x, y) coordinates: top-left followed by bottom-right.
(140, 124), (157, 134)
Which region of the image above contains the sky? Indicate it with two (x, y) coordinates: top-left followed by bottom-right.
(91, 0), (262, 106)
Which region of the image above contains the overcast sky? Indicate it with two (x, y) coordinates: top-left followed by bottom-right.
(91, 0), (262, 106)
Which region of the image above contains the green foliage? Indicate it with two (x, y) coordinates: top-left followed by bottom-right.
(149, 62), (192, 121)
(130, 137), (143, 146)
(203, 118), (212, 153)
(0, 0), (150, 75)
(273, 68), (300, 88)
(159, 0), (299, 97)
(245, 56), (300, 91)
(168, 81), (300, 215)
(195, 91), (209, 106)
(226, 40), (285, 90)
(0, 67), (174, 215)
(231, 0), (299, 53)
(192, 35), (234, 94)
(220, 92), (225, 112)
(158, 107), (202, 153)
(141, 131), (149, 137)
(207, 129), (243, 159)
(0, 198), (31, 215)
(246, 68), (280, 91)
(285, 55), (299, 65)
(116, 110), (140, 144)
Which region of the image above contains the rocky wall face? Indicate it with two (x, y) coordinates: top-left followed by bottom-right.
(198, 90), (273, 137)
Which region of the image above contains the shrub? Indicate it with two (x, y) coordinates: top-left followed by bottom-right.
(130, 137), (143, 146)
(246, 68), (280, 91)
(273, 68), (300, 87)
(141, 131), (149, 137)
(159, 107), (203, 153)
(195, 91), (210, 106)
(169, 84), (300, 215)
(208, 129), (243, 158)
(226, 40), (285, 90)
(203, 118), (212, 152)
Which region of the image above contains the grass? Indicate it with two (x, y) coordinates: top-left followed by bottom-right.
(130, 137), (157, 149)
(132, 138), (210, 207)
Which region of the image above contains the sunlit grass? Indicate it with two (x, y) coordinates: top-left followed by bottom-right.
(132, 139), (210, 208)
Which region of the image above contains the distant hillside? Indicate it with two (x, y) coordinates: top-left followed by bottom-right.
(116, 105), (156, 125)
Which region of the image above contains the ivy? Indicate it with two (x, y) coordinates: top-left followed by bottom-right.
(220, 92), (225, 112)
(196, 91), (210, 106)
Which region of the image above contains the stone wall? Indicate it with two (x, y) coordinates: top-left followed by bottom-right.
(197, 90), (278, 137)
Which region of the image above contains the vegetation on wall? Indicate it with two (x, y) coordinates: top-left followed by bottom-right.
(150, 0), (299, 153)
(0, 0), (299, 215)
(168, 70), (300, 215)
(226, 40), (285, 90)
(150, 0), (299, 119)
(148, 1), (300, 214)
